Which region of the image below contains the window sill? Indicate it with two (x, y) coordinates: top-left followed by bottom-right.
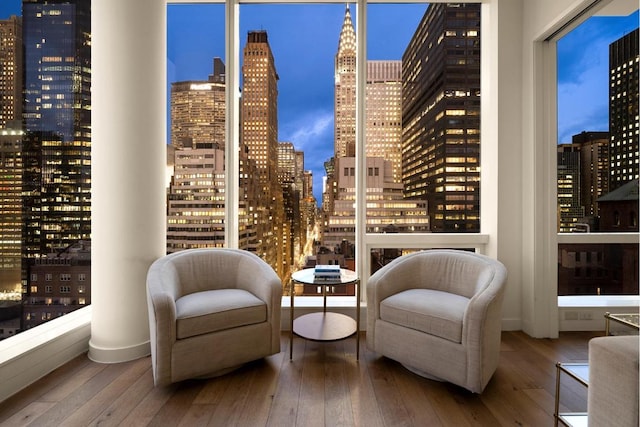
(558, 295), (640, 308)
(0, 305), (91, 402)
(558, 295), (639, 332)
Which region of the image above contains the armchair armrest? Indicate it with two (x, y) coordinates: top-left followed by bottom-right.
(146, 259), (179, 386)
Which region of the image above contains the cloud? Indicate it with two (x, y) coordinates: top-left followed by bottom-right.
(557, 13), (639, 143)
(557, 47), (610, 143)
(279, 110), (334, 202)
(281, 111), (333, 150)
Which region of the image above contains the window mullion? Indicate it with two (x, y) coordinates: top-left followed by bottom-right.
(225, 0), (240, 248)
(355, 0), (367, 281)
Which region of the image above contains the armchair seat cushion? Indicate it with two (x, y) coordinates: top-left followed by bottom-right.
(380, 289), (468, 343)
(176, 289), (267, 339)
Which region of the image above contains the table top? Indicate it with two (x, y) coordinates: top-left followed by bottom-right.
(557, 362), (589, 385)
(291, 267), (358, 286)
(605, 312), (640, 329)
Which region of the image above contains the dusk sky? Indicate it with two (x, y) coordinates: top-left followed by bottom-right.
(0, 1), (638, 202)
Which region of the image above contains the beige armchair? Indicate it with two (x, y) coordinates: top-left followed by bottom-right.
(367, 249), (507, 393)
(146, 248), (282, 386)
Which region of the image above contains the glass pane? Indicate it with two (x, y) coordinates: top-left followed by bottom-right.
(366, 3), (481, 234)
(166, 4), (226, 254)
(558, 243), (639, 296)
(556, 11), (639, 233)
(0, 0), (92, 339)
(240, 4), (350, 295)
(370, 247), (477, 276)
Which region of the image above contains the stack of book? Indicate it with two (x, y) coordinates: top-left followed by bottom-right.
(314, 264), (341, 280)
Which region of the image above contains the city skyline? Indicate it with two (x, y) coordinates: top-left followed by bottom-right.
(169, 4), (636, 203)
(0, 1), (638, 203)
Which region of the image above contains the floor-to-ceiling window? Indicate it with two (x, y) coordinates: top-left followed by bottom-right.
(0, 0), (91, 341)
(555, 7), (639, 297)
(165, 2), (488, 300)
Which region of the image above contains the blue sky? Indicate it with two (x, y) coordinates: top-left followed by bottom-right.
(1, 1), (638, 201)
(167, 3), (426, 201)
(557, 11), (639, 143)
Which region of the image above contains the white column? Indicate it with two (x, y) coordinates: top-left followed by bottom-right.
(89, 0), (167, 362)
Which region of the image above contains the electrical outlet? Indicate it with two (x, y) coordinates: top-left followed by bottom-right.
(565, 311), (579, 320)
(579, 312), (593, 320)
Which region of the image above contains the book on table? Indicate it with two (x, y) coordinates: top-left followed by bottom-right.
(314, 264), (341, 279)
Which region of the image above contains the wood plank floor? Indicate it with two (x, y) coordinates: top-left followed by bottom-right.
(0, 331), (601, 427)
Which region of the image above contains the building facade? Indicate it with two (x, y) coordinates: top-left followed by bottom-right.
(402, 3), (481, 232)
(0, 17), (23, 291)
(21, 0), (91, 264)
(171, 58), (226, 149)
(23, 240), (91, 330)
(572, 131), (609, 221)
(323, 157), (429, 250)
(557, 144), (585, 232)
(0, 128), (23, 293)
(241, 30), (286, 278)
(366, 60), (403, 184)
(334, 5), (356, 159)
(166, 142), (227, 252)
(168, 59), (257, 253)
(609, 27), (639, 191)
(0, 15), (22, 129)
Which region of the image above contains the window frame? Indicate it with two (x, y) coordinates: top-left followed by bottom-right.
(543, 3), (640, 307)
(201, 0), (492, 285)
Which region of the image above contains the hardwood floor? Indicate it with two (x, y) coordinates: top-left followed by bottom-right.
(0, 331), (600, 427)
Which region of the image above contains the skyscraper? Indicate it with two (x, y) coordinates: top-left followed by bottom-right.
(609, 27), (639, 191)
(0, 15), (23, 293)
(167, 141), (227, 252)
(21, 0), (91, 260)
(402, 3), (481, 232)
(0, 128), (23, 292)
(366, 60), (403, 183)
(242, 30), (279, 190)
(0, 15), (22, 128)
(171, 57), (226, 149)
(168, 59), (257, 253)
(241, 30), (285, 278)
(334, 5), (356, 159)
(324, 5), (428, 256)
(557, 144), (584, 232)
(572, 131), (609, 220)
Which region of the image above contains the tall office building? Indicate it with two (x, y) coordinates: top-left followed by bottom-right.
(0, 128), (24, 293)
(0, 16), (22, 128)
(171, 58), (226, 149)
(572, 131), (609, 220)
(324, 6), (428, 256)
(167, 142), (227, 252)
(366, 61), (403, 183)
(0, 16), (23, 294)
(277, 142), (300, 275)
(557, 144), (584, 232)
(241, 30), (285, 277)
(402, 3), (481, 232)
(168, 59), (257, 253)
(334, 5), (356, 159)
(21, 0), (91, 261)
(242, 30), (279, 191)
(609, 27), (639, 191)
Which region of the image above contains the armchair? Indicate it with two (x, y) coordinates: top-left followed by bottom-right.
(146, 248), (282, 386)
(367, 249), (507, 393)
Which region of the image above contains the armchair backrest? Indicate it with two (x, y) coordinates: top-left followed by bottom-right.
(383, 250), (503, 298)
(156, 248), (270, 299)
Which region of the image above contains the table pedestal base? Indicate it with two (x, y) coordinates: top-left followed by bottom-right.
(293, 312), (356, 341)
